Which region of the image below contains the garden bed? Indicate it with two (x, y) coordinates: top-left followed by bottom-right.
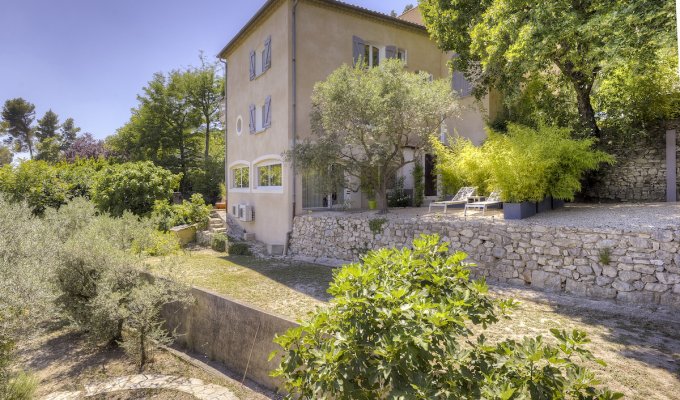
(151, 249), (680, 399)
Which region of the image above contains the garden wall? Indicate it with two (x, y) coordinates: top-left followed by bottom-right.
(162, 287), (297, 392)
(583, 123), (680, 202)
(290, 214), (680, 308)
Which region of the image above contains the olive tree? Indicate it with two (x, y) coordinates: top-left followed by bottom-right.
(288, 59), (455, 213)
(273, 235), (622, 399)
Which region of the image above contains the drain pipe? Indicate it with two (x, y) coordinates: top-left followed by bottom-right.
(285, 0), (299, 256)
(220, 59), (228, 203)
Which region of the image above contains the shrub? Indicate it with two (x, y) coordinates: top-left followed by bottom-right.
(211, 233), (228, 252)
(228, 242), (251, 256)
(0, 161), (68, 214)
(431, 136), (489, 196)
(92, 161), (181, 217)
(412, 163), (424, 207)
(152, 194), (211, 231)
(387, 176), (411, 207)
(4, 371), (38, 400)
(272, 235), (622, 399)
(368, 218), (387, 234)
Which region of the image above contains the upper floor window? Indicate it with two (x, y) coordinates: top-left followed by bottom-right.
(249, 96), (271, 134)
(353, 36), (406, 68)
(249, 35), (272, 80)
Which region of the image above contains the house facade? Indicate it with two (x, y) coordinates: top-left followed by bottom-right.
(218, 0), (501, 253)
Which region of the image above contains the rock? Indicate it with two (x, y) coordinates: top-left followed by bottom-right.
(612, 280), (634, 292)
(531, 270), (562, 291)
(644, 283), (669, 293)
(618, 270), (641, 282)
(656, 272), (680, 285)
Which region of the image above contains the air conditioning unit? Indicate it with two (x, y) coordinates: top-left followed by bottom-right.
(237, 204), (254, 222)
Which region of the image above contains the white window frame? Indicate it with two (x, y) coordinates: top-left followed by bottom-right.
(252, 155), (284, 193)
(396, 48), (407, 64)
(229, 161), (251, 193)
(363, 43), (381, 68)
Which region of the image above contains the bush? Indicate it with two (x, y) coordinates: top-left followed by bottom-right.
(4, 372), (38, 400)
(152, 193), (211, 231)
(272, 235), (622, 399)
(387, 176), (411, 207)
(0, 161), (68, 215)
(431, 136), (489, 196)
(92, 161), (181, 217)
(228, 242), (251, 256)
(211, 233), (228, 252)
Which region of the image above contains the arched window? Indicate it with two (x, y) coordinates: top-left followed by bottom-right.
(229, 161), (250, 191)
(253, 155), (284, 192)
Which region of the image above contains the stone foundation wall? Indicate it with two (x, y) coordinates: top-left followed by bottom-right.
(583, 126), (680, 202)
(290, 215), (680, 308)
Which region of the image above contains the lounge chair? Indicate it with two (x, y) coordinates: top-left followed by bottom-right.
(428, 186), (477, 213)
(464, 191), (502, 216)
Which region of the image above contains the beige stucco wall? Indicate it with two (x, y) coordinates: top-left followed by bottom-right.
(224, 0), (292, 246)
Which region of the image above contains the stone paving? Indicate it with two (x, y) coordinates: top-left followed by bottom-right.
(42, 374), (238, 400)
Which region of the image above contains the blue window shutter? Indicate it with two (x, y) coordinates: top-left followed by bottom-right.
(452, 70), (472, 97)
(352, 36), (365, 66)
(249, 50), (256, 80)
(249, 104), (256, 133)
(264, 96), (272, 128)
(385, 45), (397, 59)
(264, 36), (272, 71)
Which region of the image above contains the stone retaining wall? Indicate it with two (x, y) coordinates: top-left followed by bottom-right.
(583, 124), (680, 202)
(290, 214), (680, 308)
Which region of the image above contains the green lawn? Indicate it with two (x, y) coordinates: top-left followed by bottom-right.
(147, 249), (680, 400)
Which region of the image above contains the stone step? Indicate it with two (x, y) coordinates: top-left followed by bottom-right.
(210, 228), (227, 234)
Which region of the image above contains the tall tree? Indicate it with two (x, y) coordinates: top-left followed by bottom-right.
(36, 110), (60, 140)
(60, 118), (81, 151)
(35, 110), (62, 162)
(186, 54), (224, 166)
(63, 133), (109, 162)
(419, 0), (675, 137)
(1, 98), (36, 159)
(288, 60), (455, 213)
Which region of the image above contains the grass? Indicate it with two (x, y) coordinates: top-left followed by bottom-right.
(147, 249), (335, 320)
(149, 248), (680, 399)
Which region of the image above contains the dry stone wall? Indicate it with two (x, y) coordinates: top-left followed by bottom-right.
(290, 214), (680, 309)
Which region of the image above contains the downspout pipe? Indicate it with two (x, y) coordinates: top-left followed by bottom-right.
(285, 0), (299, 256)
(221, 59), (228, 209)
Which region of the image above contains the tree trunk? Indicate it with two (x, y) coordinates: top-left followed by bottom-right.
(573, 83), (600, 138)
(376, 177), (389, 214)
(139, 329), (146, 373)
(27, 140), (33, 159)
(204, 116), (210, 166)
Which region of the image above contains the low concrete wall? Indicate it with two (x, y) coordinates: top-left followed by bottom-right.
(163, 287), (298, 391)
(290, 214), (680, 309)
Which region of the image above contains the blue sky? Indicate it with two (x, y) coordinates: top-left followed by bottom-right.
(0, 0), (414, 141)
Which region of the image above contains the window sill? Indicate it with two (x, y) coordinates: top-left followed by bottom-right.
(250, 68), (270, 81)
(252, 187), (283, 194)
(250, 127), (270, 135)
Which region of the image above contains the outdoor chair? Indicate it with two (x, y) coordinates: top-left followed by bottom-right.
(428, 186), (477, 213)
(464, 190), (502, 216)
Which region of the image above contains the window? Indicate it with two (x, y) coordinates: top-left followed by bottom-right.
(396, 48), (407, 64)
(249, 96), (271, 134)
(249, 36), (272, 80)
(363, 44), (380, 68)
(231, 166), (249, 189)
(257, 163), (282, 188)
(236, 116), (243, 136)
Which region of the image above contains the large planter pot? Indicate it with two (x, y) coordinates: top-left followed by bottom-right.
(368, 200), (377, 210)
(215, 201), (226, 210)
(552, 198), (565, 209)
(536, 196), (552, 213)
(503, 202), (536, 220)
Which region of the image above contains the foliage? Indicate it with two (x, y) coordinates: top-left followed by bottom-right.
(272, 234), (622, 399)
(211, 233), (228, 252)
(1, 98), (36, 159)
(152, 193), (212, 231)
(119, 278), (192, 371)
(0, 146), (11, 166)
(412, 162), (424, 207)
(598, 248), (612, 266)
(35, 136), (62, 162)
(35, 109), (62, 162)
(434, 124), (614, 202)
(92, 161), (181, 217)
(0, 160), (68, 214)
(4, 371), (38, 400)
(368, 218), (387, 235)
(287, 59), (455, 213)
(60, 117), (81, 151)
(63, 132), (110, 162)
(419, 0), (675, 137)
(228, 241), (252, 256)
(56, 158), (109, 199)
(594, 49), (680, 144)
(107, 58), (224, 198)
(387, 176), (411, 207)
(430, 135), (488, 195)
(219, 182), (227, 202)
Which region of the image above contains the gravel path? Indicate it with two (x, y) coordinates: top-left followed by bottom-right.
(42, 375), (238, 400)
(311, 202), (680, 231)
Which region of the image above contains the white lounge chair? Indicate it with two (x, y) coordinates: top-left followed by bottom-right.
(428, 186), (477, 213)
(464, 191), (502, 216)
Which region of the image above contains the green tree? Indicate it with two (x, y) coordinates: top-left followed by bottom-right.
(273, 234), (622, 399)
(1, 98), (36, 159)
(60, 117), (81, 151)
(35, 109), (60, 141)
(186, 54), (224, 166)
(0, 147), (12, 166)
(288, 60), (454, 213)
(36, 136), (62, 162)
(419, 0), (675, 137)
(92, 161), (181, 216)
